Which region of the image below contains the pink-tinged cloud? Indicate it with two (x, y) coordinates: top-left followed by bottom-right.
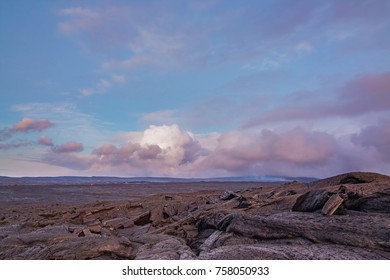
(36, 123), (390, 177)
(12, 118), (54, 133)
(271, 128), (335, 164)
(341, 71), (390, 113)
(205, 128), (335, 173)
(244, 71), (390, 128)
(53, 141), (84, 153)
(38, 136), (54, 146)
(94, 143), (117, 156)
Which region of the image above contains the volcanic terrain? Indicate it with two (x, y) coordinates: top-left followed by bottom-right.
(0, 172), (389, 259)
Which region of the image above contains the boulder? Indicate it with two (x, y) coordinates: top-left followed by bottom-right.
(133, 211), (151, 226)
(102, 217), (133, 230)
(220, 191), (238, 201)
(163, 204), (177, 217)
(321, 194), (344, 216)
(348, 193), (390, 214)
(149, 206), (165, 226)
(292, 190), (330, 212)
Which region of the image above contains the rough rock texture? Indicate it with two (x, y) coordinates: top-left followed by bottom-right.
(321, 194), (345, 216)
(292, 190), (330, 212)
(0, 172), (389, 259)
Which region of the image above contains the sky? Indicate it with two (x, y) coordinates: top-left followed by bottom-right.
(0, 0), (389, 178)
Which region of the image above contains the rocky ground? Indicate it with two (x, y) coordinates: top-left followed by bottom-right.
(0, 172), (389, 260)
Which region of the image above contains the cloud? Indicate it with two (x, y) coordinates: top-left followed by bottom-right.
(58, 5), (139, 50)
(270, 128), (335, 164)
(0, 128), (13, 141)
(53, 141), (84, 153)
(58, 2), (320, 71)
(79, 79), (111, 97)
(243, 71), (390, 128)
(325, 0), (390, 23)
(38, 136), (54, 146)
(55, 0), (390, 77)
(137, 144), (163, 160)
(92, 124), (205, 173)
(204, 128), (335, 173)
(58, 7), (99, 34)
(29, 122), (390, 177)
(140, 124), (205, 165)
(48, 125), (338, 177)
(93, 142), (162, 165)
(11, 102), (110, 147)
(78, 75), (126, 97)
(11, 118), (54, 133)
(341, 71), (390, 113)
(42, 152), (93, 171)
(0, 140), (33, 150)
(0, 119), (55, 148)
(352, 118), (390, 161)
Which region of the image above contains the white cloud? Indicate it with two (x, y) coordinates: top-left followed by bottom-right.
(89, 124), (206, 176)
(140, 124), (204, 165)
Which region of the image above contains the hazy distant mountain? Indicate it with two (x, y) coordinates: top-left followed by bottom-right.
(0, 175), (317, 183)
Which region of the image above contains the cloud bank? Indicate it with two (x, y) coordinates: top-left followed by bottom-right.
(28, 121), (389, 178)
(1, 115), (389, 177)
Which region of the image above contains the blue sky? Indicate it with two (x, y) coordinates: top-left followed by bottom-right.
(1, 0), (389, 177)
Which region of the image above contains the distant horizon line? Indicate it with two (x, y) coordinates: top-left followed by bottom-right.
(0, 174), (320, 183)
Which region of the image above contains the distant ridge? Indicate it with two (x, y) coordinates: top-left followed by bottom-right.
(305, 171), (390, 188)
(0, 175), (318, 184)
